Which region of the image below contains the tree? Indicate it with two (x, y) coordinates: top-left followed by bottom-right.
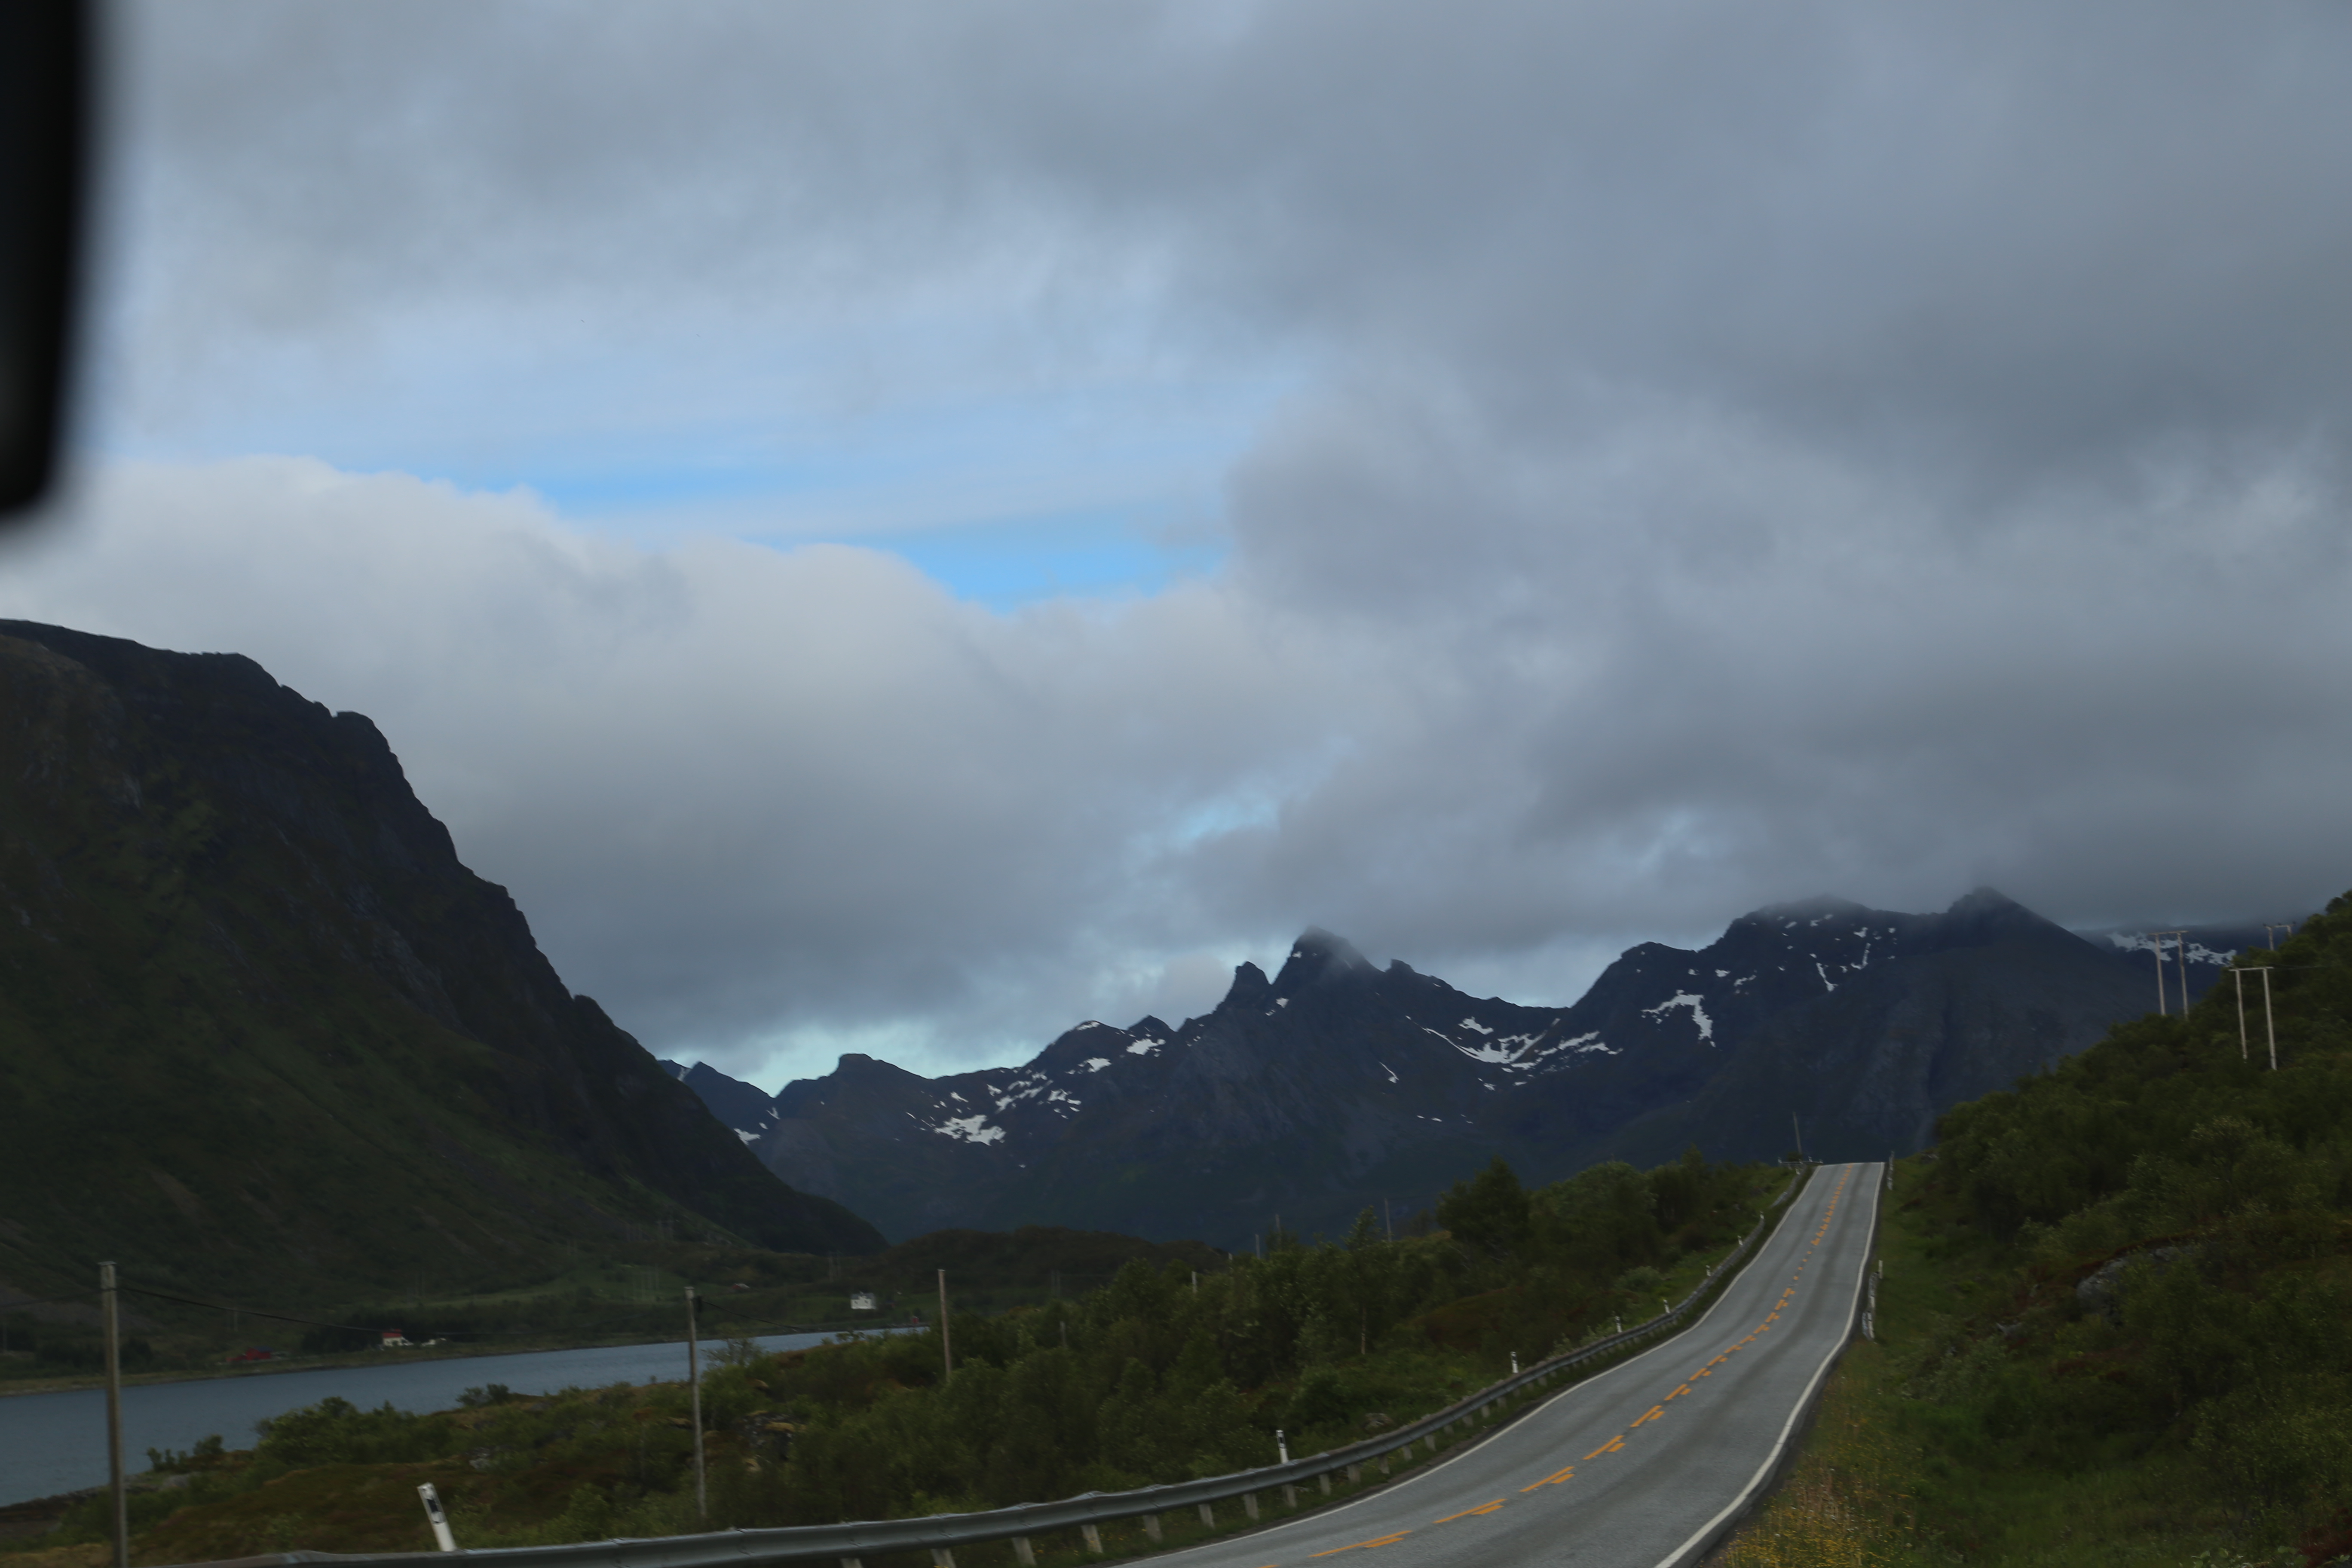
(1437, 1157), (1531, 1258)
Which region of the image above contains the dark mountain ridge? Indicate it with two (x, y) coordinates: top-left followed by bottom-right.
(702, 893), (2170, 1246)
(0, 622), (880, 1310)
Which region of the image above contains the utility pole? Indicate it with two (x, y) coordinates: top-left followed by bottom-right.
(2266, 923), (2295, 949)
(1792, 1113), (1804, 1164)
(937, 1270), (952, 1381)
(2259, 965), (2278, 1071)
(685, 1287), (706, 1523)
(2233, 969), (2250, 1060)
(2147, 931), (2189, 1015)
(101, 1262), (126, 1568)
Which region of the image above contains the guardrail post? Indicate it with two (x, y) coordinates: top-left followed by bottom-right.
(1319, 1472), (1332, 1496)
(1378, 1453), (1391, 1475)
(1081, 1523), (1103, 1554)
(1283, 1484), (1298, 1508)
(1346, 1463), (1361, 1484)
(1198, 1502), (1216, 1527)
(930, 1550), (956, 1568)
(1143, 1513), (1162, 1543)
(839, 1558), (862, 1568)
(1243, 1492), (1259, 1522)
(1012, 1538), (1035, 1566)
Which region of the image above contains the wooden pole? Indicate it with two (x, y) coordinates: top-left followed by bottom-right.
(2260, 967), (2278, 1071)
(937, 1270), (952, 1381)
(101, 1262), (126, 1568)
(686, 1286), (706, 1522)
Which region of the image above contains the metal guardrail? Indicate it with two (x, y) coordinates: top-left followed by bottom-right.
(175, 1173), (1809, 1568)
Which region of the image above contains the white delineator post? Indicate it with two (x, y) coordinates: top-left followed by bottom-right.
(417, 1483), (457, 1552)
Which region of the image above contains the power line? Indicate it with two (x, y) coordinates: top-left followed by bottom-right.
(119, 1286), (389, 1338)
(0, 1291), (101, 1310)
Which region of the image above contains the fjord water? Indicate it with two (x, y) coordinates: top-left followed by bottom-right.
(0, 1329), (861, 1507)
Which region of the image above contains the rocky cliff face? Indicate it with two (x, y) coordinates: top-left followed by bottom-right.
(742, 894), (2157, 1246)
(0, 622), (880, 1307)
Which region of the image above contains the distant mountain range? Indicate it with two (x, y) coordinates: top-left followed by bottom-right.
(670, 893), (2300, 1247)
(0, 622), (881, 1311)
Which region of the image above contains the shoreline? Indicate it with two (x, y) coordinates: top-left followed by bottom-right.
(0, 1320), (883, 1400)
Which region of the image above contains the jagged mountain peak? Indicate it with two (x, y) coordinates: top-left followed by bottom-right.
(1271, 927), (1376, 993)
(1938, 886), (2075, 944)
(1743, 894), (1874, 926)
(737, 889), (2161, 1246)
(1223, 959), (1274, 1006)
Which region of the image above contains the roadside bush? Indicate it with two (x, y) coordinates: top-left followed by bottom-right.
(255, 1396), (457, 1469)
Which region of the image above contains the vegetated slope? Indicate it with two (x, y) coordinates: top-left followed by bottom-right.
(824, 1225), (1228, 1319)
(35, 1150), (1777, 1561)
(0, 623), (880, 1314)
(1734, 888), (2352, 1564)
(732, 895), (2152, 1246)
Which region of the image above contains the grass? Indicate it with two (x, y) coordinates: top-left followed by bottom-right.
(1709, 1160), (2328, 1568)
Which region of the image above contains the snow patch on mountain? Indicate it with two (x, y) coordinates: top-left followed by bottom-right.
(1644, 991), (1716, 1042)
(2107, 931), (2242, 966)
(930, 1114), (1006, 1145)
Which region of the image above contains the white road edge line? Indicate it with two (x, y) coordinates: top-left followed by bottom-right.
(1144, 1166), (1830, 1566)
(1649, 1162), (1883, 1568)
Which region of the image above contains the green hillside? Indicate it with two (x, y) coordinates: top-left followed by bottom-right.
(1721, 890), (2352, 1567)
(4, 1151), (1783, 1562)
(0, 623), (879, 1331)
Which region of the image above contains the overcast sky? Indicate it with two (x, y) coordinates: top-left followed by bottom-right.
(4, 0), (2348, 1087)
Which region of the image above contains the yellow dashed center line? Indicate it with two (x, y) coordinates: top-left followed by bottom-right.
(1434, 1500), (1504, 1521)
(1310, 1531), (1412, 1556)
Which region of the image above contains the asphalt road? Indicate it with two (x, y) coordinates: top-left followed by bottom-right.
(1155, 1163), (1882, 1568)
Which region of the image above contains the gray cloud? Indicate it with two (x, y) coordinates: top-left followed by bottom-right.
(17, 0), (2350, 1084)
